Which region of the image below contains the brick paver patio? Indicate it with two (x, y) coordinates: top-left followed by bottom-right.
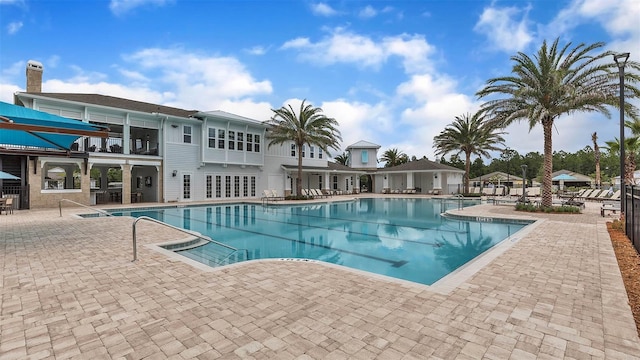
(1, 197), (639, 359)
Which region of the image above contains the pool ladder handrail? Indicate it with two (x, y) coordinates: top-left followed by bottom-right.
(59, 199), (113, 217)
(132, 215), (248, 263)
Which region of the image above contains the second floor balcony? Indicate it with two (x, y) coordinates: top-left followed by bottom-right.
(73, 129), (160, 157)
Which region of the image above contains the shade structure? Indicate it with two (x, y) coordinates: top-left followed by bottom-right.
(0, 170), (20, 180)
(552, 174), (577, 181)
(0, 101), (108, 150)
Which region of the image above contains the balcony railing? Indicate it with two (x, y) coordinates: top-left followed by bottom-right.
(74, 136), (159, 156)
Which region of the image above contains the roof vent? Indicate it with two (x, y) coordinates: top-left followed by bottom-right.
(27, 60), (43, 71)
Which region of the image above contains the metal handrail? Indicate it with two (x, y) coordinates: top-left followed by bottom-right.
(59, 199), (113, 217)
(132, 215), (247, 262)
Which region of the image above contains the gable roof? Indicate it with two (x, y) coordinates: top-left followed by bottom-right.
(551, 169), (593, 182)
(346, 140), (381, 149)
(380, 158), (464, 173)
(18, 92), (199, 118)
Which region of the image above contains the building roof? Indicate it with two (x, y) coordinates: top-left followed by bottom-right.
(195, 110), (265, 126)
(379, 158), (464, 173)
(17, 92), (199, 118)
(281, 162), (364, 173)
(346, 140), (381, 150)
(551, 169), (593, 182)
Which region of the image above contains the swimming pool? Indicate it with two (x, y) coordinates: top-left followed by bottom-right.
(110, 198), (530, 286)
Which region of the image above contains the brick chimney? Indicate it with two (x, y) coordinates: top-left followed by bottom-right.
(26, 60), (43, 93)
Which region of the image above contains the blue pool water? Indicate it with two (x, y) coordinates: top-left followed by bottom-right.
(110, 198), (529, 285)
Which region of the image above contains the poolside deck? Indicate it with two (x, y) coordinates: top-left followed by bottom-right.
(1, 196), (639, 359)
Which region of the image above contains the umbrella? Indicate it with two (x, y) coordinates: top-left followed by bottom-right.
(0, 170), (20, 180)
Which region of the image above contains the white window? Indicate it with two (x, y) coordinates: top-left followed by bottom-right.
(208, 128), (216, 148)
(319, 148), (323, 159)
(291, 144), (296, 157)
(252, 134), (256, 152)
(310, 146), (315, 158)
(237, 132), (244, 151)
(218, 129), (225, 149)
(183, 125), (192, 144)
(228, 131), (235, 150)
(246, 134), (253, 152)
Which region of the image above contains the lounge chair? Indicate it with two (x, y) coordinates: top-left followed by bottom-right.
(586, 189), (605, 201)
(312, 189), (327, 198)
(271, 190), (285, 200)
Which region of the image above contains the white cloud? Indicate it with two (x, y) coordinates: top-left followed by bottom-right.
(359, 6), (377, 19)
(109, 0), (173, 16)
(245, 46), (268, 55)
(474, 3), (533, 53)
(0, 0), (25, 5)
(122, 48), (273, 110)
(281, 28), (435, 73)
(548, 0), (640, 62)
(7, 21), (22, 34)
(310, 2), (338, 17)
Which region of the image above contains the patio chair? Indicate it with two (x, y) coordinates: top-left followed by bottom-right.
(1, 197), (14, 214)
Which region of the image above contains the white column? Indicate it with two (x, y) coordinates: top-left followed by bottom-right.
(406, 173), (414, 189)
(324, 172), (330, 192)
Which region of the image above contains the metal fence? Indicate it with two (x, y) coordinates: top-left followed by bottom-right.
(1, 185), (29, 210)
(624, 185), (640, 254)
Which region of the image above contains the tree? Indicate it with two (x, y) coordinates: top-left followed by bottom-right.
(593, 132), (601, 188)
(265, 100), (342, 195)
(334, 152), (349, 166)
(433, 112), (505, 193)
(604, 138), (640, 185)
(380, 148), (409, 168)
(477, 38), (640, 207)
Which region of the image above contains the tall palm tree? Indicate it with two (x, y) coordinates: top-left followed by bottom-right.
(379, 148), (409, 167)
(265, 100), (342, 195)
(334, 152), (349, 166)
(592, 132), (601, 188)
(433, 112), (506, 194)
(477, 38), (640, 207)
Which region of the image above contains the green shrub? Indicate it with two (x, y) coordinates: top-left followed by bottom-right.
(515, 203), (580, 213)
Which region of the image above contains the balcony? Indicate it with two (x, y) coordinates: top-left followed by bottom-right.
(74, 135), (159, 156)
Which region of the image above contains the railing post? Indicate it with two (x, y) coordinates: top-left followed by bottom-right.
(132, 218), (138, 262)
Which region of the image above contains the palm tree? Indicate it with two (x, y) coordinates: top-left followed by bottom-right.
(433, 112), (506, 194)
(477, 38), (640, 207)
(265, 100), (342, 195)
(380, 148), (409, 167)
(334, 152), (349, 166)
(592, 132), (601, 188)
(604, 138), (640, 185)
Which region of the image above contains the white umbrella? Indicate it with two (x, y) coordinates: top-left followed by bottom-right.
(0, 170), (20, 180)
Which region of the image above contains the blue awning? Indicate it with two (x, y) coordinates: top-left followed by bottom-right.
(0, 101), (108, 150)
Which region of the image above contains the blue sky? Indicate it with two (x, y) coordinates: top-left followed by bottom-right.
(1, 0), (638, 163)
